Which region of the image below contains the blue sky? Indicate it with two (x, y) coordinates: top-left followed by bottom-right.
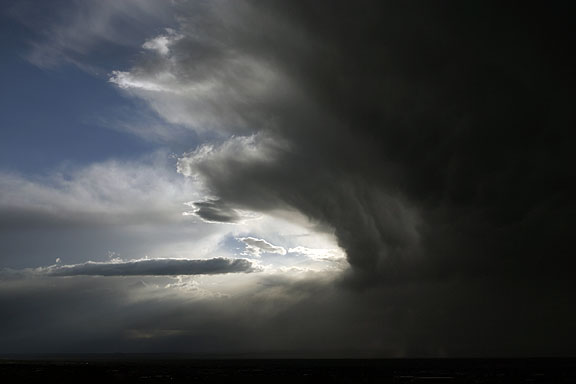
(0, 59), (158, 174)
(0, 0), (193, 166)
(0, 9), (155, 174)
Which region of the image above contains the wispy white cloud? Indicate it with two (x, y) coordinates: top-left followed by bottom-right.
(0, 152), (197, 227)
(110, 70), (179, 92)
(108, 19), (291, 135)
(10, 0), (176, 71)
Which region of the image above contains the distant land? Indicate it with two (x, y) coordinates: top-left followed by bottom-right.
(1, 356), (575, 383)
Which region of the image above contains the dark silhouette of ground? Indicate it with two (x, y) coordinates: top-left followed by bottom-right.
(1, 357), (575, 383)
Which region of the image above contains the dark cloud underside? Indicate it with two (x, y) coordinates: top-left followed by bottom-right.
(46, 258), (257, 276)
(191, 199), (244, 223)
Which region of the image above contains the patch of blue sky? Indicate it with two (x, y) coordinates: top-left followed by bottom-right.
(0, 58), (160, 174)
(0, 2), (188, 175)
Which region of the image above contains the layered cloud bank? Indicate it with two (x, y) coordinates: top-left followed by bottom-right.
(44, 257), (259, 277)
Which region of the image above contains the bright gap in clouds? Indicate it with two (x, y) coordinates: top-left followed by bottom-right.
(0, 152), (346, 274)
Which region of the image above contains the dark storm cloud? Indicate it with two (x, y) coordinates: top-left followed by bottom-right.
(190, 199), (244, 224)
(166, 1), (574, 284)
(43, 257), (258, 276)
(23, 0), (568, 357)
(161, 0), (576, 355)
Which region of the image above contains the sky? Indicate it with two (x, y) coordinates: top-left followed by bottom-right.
(0, 1), (574, 357)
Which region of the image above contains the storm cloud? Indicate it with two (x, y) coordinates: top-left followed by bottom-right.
(115, 1), (574, 284)
(2, 0), (574, 357)
(104, 1), (575, 355)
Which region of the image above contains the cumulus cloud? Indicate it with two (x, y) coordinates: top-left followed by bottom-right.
(41, 257), (259, 276)
(238, 237), (287, 258)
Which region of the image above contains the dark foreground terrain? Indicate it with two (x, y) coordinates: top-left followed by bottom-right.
(1, 357), (575, 383)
